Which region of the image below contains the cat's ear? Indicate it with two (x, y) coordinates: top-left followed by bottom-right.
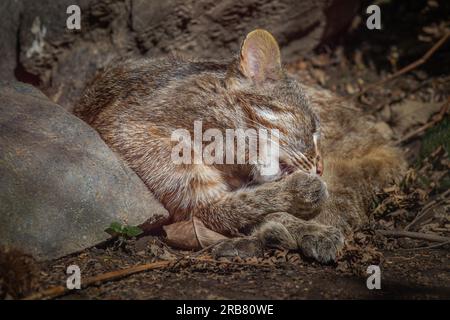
(239, 29), (283, 83)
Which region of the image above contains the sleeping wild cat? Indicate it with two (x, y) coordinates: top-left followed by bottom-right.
(74, 29), (406, 263)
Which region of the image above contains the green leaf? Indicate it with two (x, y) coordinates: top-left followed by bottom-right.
(109, 221), (124, 233)
(105, 221), (143, 238)
(123, 226), (143, 237)
(105, 221), (124, 236)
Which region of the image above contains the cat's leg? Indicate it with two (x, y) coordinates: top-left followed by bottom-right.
(254, 212), (344, 263)
(212, 212), (344, 263)
(247, 144), (403, 262)
(198, 171), (343, 263)
(194, 170), (328, 236)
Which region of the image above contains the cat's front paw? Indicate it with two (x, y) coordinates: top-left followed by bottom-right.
(284, 171), (328, 218)
(297, 224), (344, 264)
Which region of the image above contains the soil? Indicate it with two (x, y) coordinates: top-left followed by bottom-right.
(36, 237), (449, 300)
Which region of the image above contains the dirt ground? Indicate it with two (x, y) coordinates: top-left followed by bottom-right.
(35, 237), (448, 300)
(58, 251), (450, 300)
(2, 1), (449, 300)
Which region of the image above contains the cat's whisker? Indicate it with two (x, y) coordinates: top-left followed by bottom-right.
(289, 153), (312, 172)
(294, 151), (315, 168)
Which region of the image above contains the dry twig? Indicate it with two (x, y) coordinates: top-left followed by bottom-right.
(376, 230), (450, 243)
(23, 256), (271, 300)
(347, 32), (450, 101)
(401, 241), (450, 251)
(23, 260), (172, 300)
(404, 189), (450, 231)
(397, 98), (450, 144)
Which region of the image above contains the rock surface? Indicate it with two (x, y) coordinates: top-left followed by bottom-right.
(0, 82), (169, 261)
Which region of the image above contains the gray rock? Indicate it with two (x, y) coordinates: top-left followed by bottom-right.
(0, 82), (169, 261)
(0, 0), (23, 82)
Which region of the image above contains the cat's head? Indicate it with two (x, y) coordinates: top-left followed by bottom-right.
(226, 29), (323, 182)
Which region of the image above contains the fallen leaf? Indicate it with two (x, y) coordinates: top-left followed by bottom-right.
(163, 217), (228, 250)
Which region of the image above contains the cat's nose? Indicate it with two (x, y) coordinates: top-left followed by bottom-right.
(316, 166), (323, 176)
(316, 159), (324, 176)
